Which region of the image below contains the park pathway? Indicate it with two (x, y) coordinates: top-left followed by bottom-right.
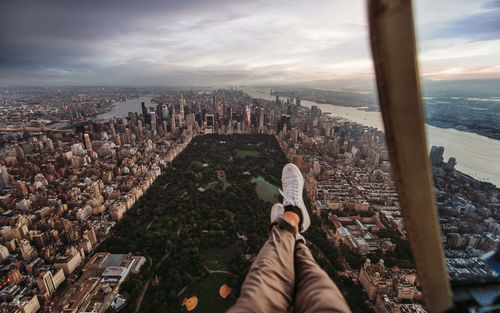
(134, 224), (182, 313)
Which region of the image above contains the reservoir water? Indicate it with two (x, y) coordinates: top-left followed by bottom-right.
(245, 88), (500, 186)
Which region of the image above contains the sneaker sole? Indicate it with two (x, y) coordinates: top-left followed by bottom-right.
(283, 163), (310, 232)
(270, 203), (284, 224)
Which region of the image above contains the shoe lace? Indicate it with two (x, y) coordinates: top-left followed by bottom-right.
(280, 179), (299, 207)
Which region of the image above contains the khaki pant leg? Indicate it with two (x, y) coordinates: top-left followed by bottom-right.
(228, 217), (297, 313)
(294, 243), (351, 313)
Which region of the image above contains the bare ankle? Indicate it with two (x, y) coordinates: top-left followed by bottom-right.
(283, 211), (300, 232)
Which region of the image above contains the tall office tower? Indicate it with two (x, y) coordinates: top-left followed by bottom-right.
(276, 95), (280, 106)
(0, 165), (9, 188)
(296, 97), (301, 106)
(269, 108), (275, 130)
(150, 111), (156, 131)
(258, 107), (264, 133)
(205, 114), (214, 134)
(83, 133), (92, 151)
(212, 96), (216, 113)
(46, 138), (54, 152)
(161, 104), (169, 120)
(324, 122), (332, 137)
(110, 123), (116, 138)
(170, 114), (177, 134)
(447, 157), (457, 170)
(339, 130), (346, 146)
(114, 134), (121, 146)
(279, 114), (290, 133)
(206, 114), (214, 127)
(179, 94), (185, 117)
(216, 104), (222, 118)
(311, 105), (320, 118)
(141, 102), (151, 125)
(429, 146), (444, 166)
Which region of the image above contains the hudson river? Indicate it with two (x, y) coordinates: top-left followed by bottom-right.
(245, 88), (500, 187)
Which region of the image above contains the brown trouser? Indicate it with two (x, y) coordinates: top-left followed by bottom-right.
(228, 217), (351, 313)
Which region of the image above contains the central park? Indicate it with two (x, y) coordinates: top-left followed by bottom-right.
(97, 134), (373, 313)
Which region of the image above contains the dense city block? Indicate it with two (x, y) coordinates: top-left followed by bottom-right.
(0, 87), (497, 313)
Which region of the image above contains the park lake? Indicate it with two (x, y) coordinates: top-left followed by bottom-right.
(251, 176), (279, 203)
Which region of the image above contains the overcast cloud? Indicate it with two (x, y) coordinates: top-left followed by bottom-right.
(0, 0), (499, 86)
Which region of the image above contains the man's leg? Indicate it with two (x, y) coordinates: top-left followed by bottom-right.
(228, 216), (297, 313)
(294, 242), (351, 313)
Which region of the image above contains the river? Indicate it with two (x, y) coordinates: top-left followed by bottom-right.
(49, 96), (153, 129)
(244, 88), (500, 187)
(96, 96), (153, 120)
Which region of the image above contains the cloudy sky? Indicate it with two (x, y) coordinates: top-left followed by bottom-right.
(0, 0), (499, 87)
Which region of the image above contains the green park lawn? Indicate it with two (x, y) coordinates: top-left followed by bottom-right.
(181, 273), (233, 313)
(200, 246), (237, 271)
(235, 149), (261, 158)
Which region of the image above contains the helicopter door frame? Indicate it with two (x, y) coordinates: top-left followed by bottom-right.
(367, 1), (453, 312)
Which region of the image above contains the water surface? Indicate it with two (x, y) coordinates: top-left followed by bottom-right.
(251, 176), (279, 203)
(245, 88), (500, 186)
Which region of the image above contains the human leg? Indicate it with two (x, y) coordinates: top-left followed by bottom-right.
(229, 163), (318, 313)
(227, 215), (297, 313)
(294, 242), (351, 313)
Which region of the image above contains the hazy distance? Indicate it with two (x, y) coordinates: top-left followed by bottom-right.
(1, 0), (499, 90)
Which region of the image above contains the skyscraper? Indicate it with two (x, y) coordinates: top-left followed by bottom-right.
(258, 107), (264, 133)
(0, 165), (9, 188)
(83, 133), (92, 151)
(429, 146), (444, 166)
(150, 111), (156, 131)
(141, 102), (151, 125)
(161, 104), (169, 120)
(170, 113), (177, 134)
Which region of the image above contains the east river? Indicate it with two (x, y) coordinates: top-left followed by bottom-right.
(245, 88), (500, 187)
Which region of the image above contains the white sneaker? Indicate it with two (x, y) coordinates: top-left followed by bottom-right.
(270, 203), (284, 223)
(279, 163), (310, 233)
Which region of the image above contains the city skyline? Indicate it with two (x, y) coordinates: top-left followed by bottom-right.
(1, 0), (500, 87)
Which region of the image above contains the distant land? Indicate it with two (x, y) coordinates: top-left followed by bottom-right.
(269, 84), (500, 140)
